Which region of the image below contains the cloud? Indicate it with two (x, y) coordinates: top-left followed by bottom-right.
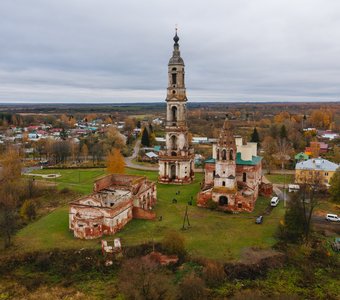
(0, 0), (339, 103)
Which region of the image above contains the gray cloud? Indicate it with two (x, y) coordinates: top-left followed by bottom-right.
(0, 0), (339, 103)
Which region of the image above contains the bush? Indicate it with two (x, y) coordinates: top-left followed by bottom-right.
(206, 199), (218, 210)
(202, 260), (226, 288)
(179, 272), (207, 300)
(20, 200), (37, 221)
(162, 231), (186, 258)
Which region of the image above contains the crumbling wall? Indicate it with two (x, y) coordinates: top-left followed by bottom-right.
(132, 207), (156, 220)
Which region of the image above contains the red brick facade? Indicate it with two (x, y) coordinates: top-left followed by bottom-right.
(69, 174), (157, 239)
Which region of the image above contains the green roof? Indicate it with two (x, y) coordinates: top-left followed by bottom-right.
(294, 152), (309, 160)
(236, 152), (262, 165)
(204, 153), (262, 166)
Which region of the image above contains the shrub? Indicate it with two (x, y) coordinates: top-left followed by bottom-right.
(162, 231), (186, 258)
(202, 260), (226, 288)
(206, 199), (218, 210)
(20, 200), (37, 221)
(179, 272), (207, 300)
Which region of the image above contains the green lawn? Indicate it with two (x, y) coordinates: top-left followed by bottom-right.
(25, 168), (107, 194)
(16, 168), (285, 261)
(266, 174), (295, 185)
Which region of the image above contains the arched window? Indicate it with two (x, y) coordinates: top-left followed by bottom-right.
(171, 135), (177, 150)
(172, 73), (177, 85)
(171, 106), (177, 123)
(221, 149), (227, 160)
(243, 172), (247, 182)
(216, 149), (219, 160)
(222, 181), (226, 186)
(229, 149), (233, 160)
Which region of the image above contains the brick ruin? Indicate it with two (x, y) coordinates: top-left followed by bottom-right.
(197, 119), (263, 212)
(69, 174), (157, 239)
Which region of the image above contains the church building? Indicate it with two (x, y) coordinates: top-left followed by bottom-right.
(158, 31), (195, 184)
(197, 119), (263, 212)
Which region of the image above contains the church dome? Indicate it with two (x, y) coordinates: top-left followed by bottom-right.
(169, 55), (184, 65)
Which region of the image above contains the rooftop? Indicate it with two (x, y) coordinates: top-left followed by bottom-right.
(296, 158), (339, 172)
(205, 153), (262, 166)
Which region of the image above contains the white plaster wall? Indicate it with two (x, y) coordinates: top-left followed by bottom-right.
(212, 144), (217, 159)
(240, 145), (252, 161)
(247, 142), (258, 156)
(235, 136), (243, 147)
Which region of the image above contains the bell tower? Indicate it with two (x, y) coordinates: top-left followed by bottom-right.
(158, 30), (194, 184)
(214, 119), (237, 191)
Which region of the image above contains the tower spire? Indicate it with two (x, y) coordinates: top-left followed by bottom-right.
(173, 26), (179, 47)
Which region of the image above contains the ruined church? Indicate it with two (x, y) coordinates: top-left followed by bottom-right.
(197, 119), (262, 212)
(69, 174), (157, 239)
(158, 30), (195, 184)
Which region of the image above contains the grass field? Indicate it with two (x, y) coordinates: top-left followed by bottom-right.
(266, 174), (295, 184)
(16, 168), (285, 260)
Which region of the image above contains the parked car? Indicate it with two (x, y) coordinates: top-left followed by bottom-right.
(270, 196), (279, 207)
(255, 215), (263, 224)
(326, 214), (340, 222)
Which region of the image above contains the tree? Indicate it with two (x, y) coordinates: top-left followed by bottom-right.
(279, 175), (322, 244)
(20, 199), (36, 222)
(141, 128), (150, 147)
(179, 273), (207, 300)
(278, 192), (305, 243)
(104, 127), (126, 151)
(279, 124), (287, 140)
(81, 143), (89, 162)
(329, 168), (340, 203)
(0, 147), (22, 248)
(262, 136), (278, 174)
(106, 148), (125, 174)
(162, 231), (186, 258)
(250, 127), (260, 143)
(124, 117), (136, 132)
(309, 109), (332, 129)
(118, 258), (176, 300)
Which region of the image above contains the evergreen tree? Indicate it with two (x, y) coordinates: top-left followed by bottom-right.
(250, 127), (260, 143)
(329, 168), (340, 203)
(136, 120), (141, 128)
(141, 128), (150, 147)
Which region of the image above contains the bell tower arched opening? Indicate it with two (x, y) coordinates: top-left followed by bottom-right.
(171, 106), (177, 124)
(170, 135), (177, 150)
(221, 149), (227, 160)
(229, 149), (233, 160)
(170, 164), (176, 180)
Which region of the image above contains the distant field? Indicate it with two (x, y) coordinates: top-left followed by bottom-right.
(17, 168), (285, 261)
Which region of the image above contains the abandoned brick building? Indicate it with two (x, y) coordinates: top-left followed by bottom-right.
(197, 119), (262, 212)
(69, 174), (157, 239)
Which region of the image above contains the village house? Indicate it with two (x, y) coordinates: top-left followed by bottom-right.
(69, 174), (157, 239)
(295, 157), (339, 186)
(197, 119), (263, 212)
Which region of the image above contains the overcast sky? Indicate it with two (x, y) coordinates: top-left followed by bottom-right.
(0, 0), (340, 103)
